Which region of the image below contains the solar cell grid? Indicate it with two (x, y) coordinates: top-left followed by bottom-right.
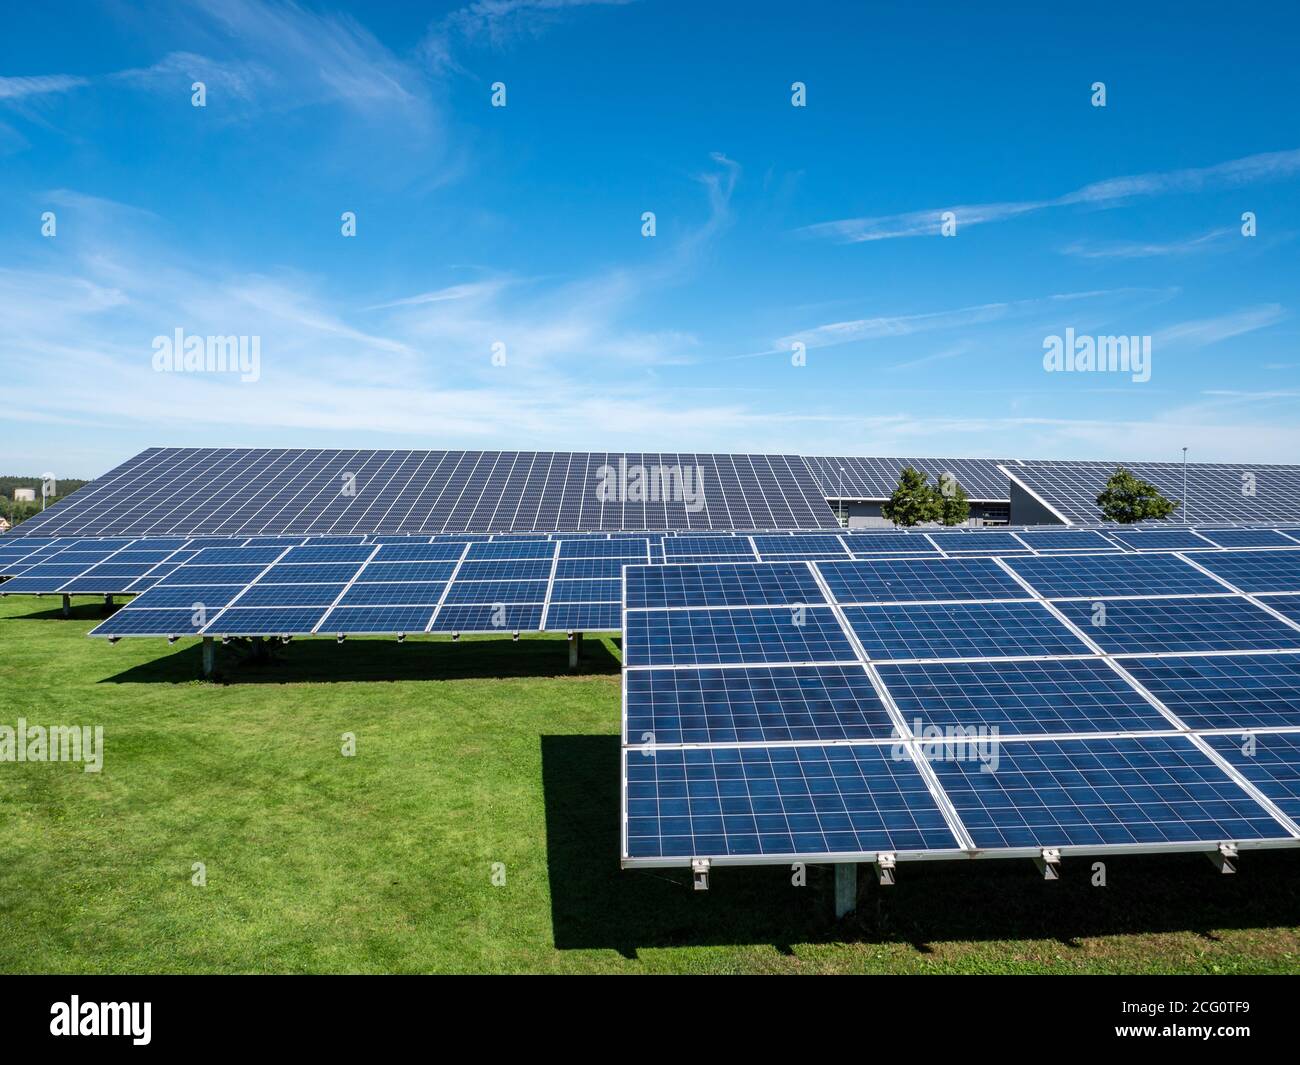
(876, 658), (1171, 736)
(843, 600), (1091, 661)
(1191, 550), (1300, 593)
(817, 557), (1027, 604)
(623, 607), (857, 667)
(1003, 552), (1226, 599)
(624, 561), (825, 609)
(625, 665), (898, 744)
(1121, 654), (1300, 731)
(1055, 596), (1300, 655)
(1204, 732), (1300, 822)
(927, 735), (1292, 849)
(624, 744), (961, 860)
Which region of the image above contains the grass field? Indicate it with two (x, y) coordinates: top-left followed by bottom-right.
(2, 594), (1299, 974)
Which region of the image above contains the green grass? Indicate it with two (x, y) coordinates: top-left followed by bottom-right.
(2, 594), (1299, 973)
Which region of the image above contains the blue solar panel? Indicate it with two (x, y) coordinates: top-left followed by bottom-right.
(124, 584), (245, 609)
(548, 578), (621, 603)
(625, 665), (897, 744)
(318, 606), (436, 633)
(356, 561), (457, 583)
(280, 545), (376, 563)
(558, 538), (650, 559)
(234, 583), (349, 607)
(929, 735), (1291, 849)
(160, 565), (268, 586)
(1204, 732), (1300, 821)
(189, 547), (286, 565)
(371, 542), (466, 562)
(927, 531), (1029, 554)
(1121, 654), (1300, 731)
(876, 659), (1170, 735)
(337, 581), (447, 606)
(1015, 530), (1120, 552)
(1054, 596), (1300, 654)
(203, 607), (326, 634)
(1196, 529), (1300, 548)
(89, 609), (207, 636)
(1265, 597), (1300, 627)
(844, 601), (1091, 661)
(625, 561), (825, 609)
(432, 603), (544, 631)
(752, 534), (848, 557)
(1192, 550), (1300, 593)
(466, 540), (555, 560)
(1108, 530), (1215, 551)
(257, 563), (363, 584)
(442, 580), (549, 605)
(455, 559), (553, 581)
(817, 557), (1026, 604)
(1003, 553), (1225, 599)
(553, 557), (630, 579)
(663, 536), (754, 559)
(542, 602), (622, 630)
(623, 607), (856, 667)
(624, 744), (960, 859)
(841, 532), (940, 554)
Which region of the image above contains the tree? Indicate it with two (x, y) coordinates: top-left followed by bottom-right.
(881, 467), (942, 527)
(1095, 467), (1179, 523)
(935, 473), (971, 526)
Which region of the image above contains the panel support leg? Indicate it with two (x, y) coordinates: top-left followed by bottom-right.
(201, 636), (216, 679)
(834, 863), (858, 918)
(103, 594), (114, 613)
(568, 631), (583, 671)
(61, 594), (71, 618)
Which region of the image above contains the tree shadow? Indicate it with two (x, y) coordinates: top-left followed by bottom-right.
(99, 634), (622, 684)
(541, 734), (1300, 957)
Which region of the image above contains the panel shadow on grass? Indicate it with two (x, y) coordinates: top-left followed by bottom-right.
(99, 634), (622, 684)
(541, 734), (1300, 957)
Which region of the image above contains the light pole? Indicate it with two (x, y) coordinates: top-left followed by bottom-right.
(1181, 447), (1188, 522)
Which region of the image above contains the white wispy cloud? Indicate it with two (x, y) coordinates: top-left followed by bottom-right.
(1060, 226), (1237, 260)
(0, 74), (89, 100)
(1154, 304), (1285, 348)
(421, 0), (634, 75)
(801, 148), (1300, 243)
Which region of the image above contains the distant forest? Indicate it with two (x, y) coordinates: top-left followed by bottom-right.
(0, 476), (91, 527)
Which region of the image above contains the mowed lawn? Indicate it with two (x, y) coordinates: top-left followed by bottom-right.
(2, 595), (1299, 974)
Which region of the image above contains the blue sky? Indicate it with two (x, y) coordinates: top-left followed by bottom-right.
(1, 0), (1297, 478)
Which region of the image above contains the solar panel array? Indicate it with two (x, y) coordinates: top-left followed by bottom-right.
(621, 549), (1300, 868)
(1006, 459), (1300, 525)
(10, 447), (838, 537)
(1, 524), (1291, 640)
(803, 456), (1014, 500)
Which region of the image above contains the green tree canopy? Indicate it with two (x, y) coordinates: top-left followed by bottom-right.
(1095, 467), (1179, 523)
(881, 466), (942, 527)
(935, 473), (971, 526)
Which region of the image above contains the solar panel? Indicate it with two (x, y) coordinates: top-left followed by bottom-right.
(1190, 550), (1300, 593)
(1107, 529), (1215, 551)
(927, 735), (1293, 849)
(623, 607), (858, 667)
(624, 744), (962, 860)
(1196, 528), (1300, 549)
(1054, 596), (1300, 655)
(1121, 654), (1300, 731)
(876, 658), (1171, 735)
(1204, 732), (1300, 821)
(542, 602), (622, 631)
(1007, 460), (1300, 525)
(625, 665), (898, 744)
(927, 531), (1029, 554)
(13, 448), (839, 536)
(1003, 553), (1225, 599)
(843, 601), (1091, 661)
(805, 456), (1012, 501)
(840, 532), (940, 554)
(319, 606), (436, 633)
(818, 557), (1027, 604)
(1014, 530), (1120, 552)
(624, 561), (826, 609)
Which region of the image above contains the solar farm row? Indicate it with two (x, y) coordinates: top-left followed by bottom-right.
(620, 551), (1300, 867)
(8, 524), (1300, 599)
(9, 447), (840, 537)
